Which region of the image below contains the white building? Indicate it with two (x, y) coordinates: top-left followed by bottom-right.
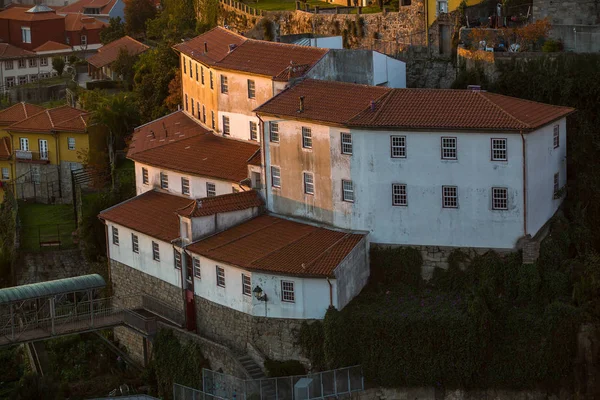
(0, 43), (60, 92)
(255, 79), (574, 250)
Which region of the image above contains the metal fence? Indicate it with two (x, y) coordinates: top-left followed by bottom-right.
(173, 384), (228, 400)
(203, 365), (364, 400)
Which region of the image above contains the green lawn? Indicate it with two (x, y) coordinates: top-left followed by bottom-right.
(18, 201), (77, 251)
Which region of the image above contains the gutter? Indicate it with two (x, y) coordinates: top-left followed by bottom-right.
(326, 277), (333, 307)
(520, 131), (527, 237)
(256, 113), (269, 210)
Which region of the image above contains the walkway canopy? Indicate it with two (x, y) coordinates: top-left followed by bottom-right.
(0, 274), (106, 305)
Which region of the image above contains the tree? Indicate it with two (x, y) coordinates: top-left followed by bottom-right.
(146, 0), (197, 43)
(100, 17), (126, 44)
(164, 70), (181, 112)
(112, 48), (137, 90)
(52, 56), (65, 76)
(124, 0), (157, 37)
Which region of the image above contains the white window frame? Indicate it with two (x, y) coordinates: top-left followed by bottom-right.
(281, 280), (295, 303)
(206, 182), (216, 197)
(304, 172), (314, 195)
(1, 167), (9, 180)
(553, 125), (560, 149)
(112, 226), (119, 245)
(174, 249), (182, 270)
(81, 34), (87, 46)
(222, 116), (230, 135)
(242, 274), (251, 296)
(392, 183), (407, 206)
(20, 137), (29, 151)
(441, 137), (457, 160)
(142, 168), (149, 185)
(442, 186), (458, 208)
(491, 138), (507, 161)
(247, 79), (255, 99)
(210, 71), (214, 89)
(28, 58), (36, 67)
(152, 241), (160, 261)
(270, 122), (279, 143)
(249, 121), (258, 141)
(181, 177), (190, 196)
(342, 180), (354, 202)
(131, 233), (139, 253)
(18, 75), (27, 85)
(302, 127), (312, 149)
(271, 166), (281, 188)
(40, 57), (48, 67)
(391, 135), (406, 158)
(193, 257), (201, 279)
(67, 137), (76, 150)
(18, 59), (26, 69)
(341, 132), (352, 155)
(216, 266), (225, 287)
(160, 172), (168, 189)
(21, 27), (31, 44)
(492, 187), (508, 210)
(5, 60), (13, 70)
(5, 77), (14, 88)
(221, 75), (228, 94)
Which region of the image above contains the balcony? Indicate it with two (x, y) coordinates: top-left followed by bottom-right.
(15, 150), (50, 163)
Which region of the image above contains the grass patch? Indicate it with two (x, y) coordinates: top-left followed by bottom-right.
(18, 201), (77, 251)
(39, 99), (67, 108)
(242, 0), (334, 11)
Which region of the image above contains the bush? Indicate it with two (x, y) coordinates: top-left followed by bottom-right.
(369, 246), (422, 289)
(86, 80), (121, 90)
(542, 38), (563, 52)
(264, 359), (306, 377)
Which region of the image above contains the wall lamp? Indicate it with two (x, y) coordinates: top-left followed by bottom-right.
(253, 286), (268, 302)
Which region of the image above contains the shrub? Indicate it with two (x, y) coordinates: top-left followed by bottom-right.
(369, 246), (422, 289)
(542, 38), (563, 52)
(264, 359), (306, 377)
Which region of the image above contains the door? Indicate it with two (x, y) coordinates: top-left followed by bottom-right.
(185, 289), (196, 332)
(39, 139), (48, 160)
(439, 25), (451, 56)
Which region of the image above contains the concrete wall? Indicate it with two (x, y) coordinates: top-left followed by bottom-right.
(532, 0), (599, 26)
(334, 235), (369, 309)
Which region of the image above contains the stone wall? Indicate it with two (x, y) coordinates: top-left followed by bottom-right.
(16, 248), (94, 285)
(532, 0), (599, 26)
(114, 325), (147, 366)
(406, 57), (457, 88)
(343, 386), (573, 400)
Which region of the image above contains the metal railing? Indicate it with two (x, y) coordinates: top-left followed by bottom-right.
(219, 0), (264, 16)
(141, 294), (185, 326)
(15, 150), (50, 162)
(173, 384), (228, 400)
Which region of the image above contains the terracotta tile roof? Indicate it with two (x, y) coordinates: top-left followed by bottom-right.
(33, 41), (72, 53)
(54, 114), (91, 132)
(63, 13), (106, 31)
(99, 190), (191, 242)
(247, 149), (261, 166)
(174, 27), (328, 81)
(8, 105), (88, 133)
(59, 0), (117, 14)
(128, 111), (259, 182)
(187, 214), (366, 277)
(256, 80), (576, 131)
(0, 5), (64, 21)
(0, 43), (36, 59)
(0, 137), (11, 160)
(255, 79), (390, 125)
(0, 102), (45, 126)
(177, 190), (263, 218)
(87, 35), (149, 68)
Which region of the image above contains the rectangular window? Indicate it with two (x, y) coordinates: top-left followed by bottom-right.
(81, 35), (87, 46)
(554, 172), (559, 197)
(183, 56), (186, 74)
(442, 186), (458, 208)
(189, 60), (192, 78)
(5, 60), (13, 70)
(142, 168), (149, 185)
(181, 177), (190, 195)
(67, 137), (75, 150)
(197, 101), (201, 120)
(28, 58), (36, 67)
(210, 71), (214, 89)
(242, 274), (251, 296)
(152, 241), (160, 261)
(5, 77), (14, 88)
(1, 167), (9, 180)
(40, 57), (48, 66)
(391, 135), (406, 158)
(271, 166), (281, 188)
(191, 100), (194, 116)
(160, 172), (168, 189)
(21, 27), (31, 43)
(195, 64), (198, 81)
(392, 183), (407, 206)
(491, 138), (507, 161)
(221, 75), (228, 94)
(553, 125), (560, 149)
(206, 182), (216, 197)
(112, 226), (119, 245)
(29, 74), (38, 83)
(270, 122), (279, 142)
(216, 266), (225, 287)
(247, 79), (255, 99)
(304, 172), (314, 195)
(18, 59), (26, 69)
(174, 249), (182, 269)
(201, 66), (204, 84)
(193, 257), (201, 279)
(249, 121), (258, 141)
(342, 180), (354, 202)
(341, 132), (352, 155)
(492, 187), (508, 210)
(202, 105), (206, 123)
(302, 127), (312, 149)
(20, 138), (29, 151)
(131, 233), (139, 253)
(18, 75), (27, 85)
(281, 281), (295, 303)
(211, 111), (215, 129)
(222, 116), (230, 135)
(441, 137), (457, 160)
(185, 94), (188, 111)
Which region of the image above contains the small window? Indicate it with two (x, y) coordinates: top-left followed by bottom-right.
(20, 138), (29, 151)
(40, 57), (48, 67)
(152, 241), (160, 261)
(5, 60), (13, 70)
(210, 71), (214, 89)
(553, 172), (559, 197)
(270, 122), (279, 142)
(391, 135), (406, 158)
(191, 100), (195, 116)
(221, 75), (228, 94)
(193, 257), (201, 278)
(174, 250), (182, 269)
(271, 166), (281, 188)
(181, 177), (190, 195)
(18, 59), (26, 69)
(302, 127), (312, 149)
(441, 137), (457, 160)
(131, 233), (139, 253)
(304, 172), (314, 195)
(201, 66), (205, 84)
(202, 105), (206, 123)
(67, 137), (76, 150)
(492, 187), (508, 210)
(341, 133), (352, 155)
(1, 167), (9, 180)
(18, 75), (27, 85)
(189, 60), (192, 78)
(197, 101), (201, 119)
(222, 116), (230, 135)
(160, 172), (168, 189)
(491, 138), (507, 161)
(206, 182), (216, 197)
(249, 121), (258, 141)
(247, 79), (255, 99)
(553, 125), (560, 149)
(195, 64), (198, 81)
(392, 183), (407, 206)
(142, 168), (149, 185)
(5, 77), (14, 88)
(183, 56), (186, 74)
(21, 27), (31, 44)
(216, 266), (225, 287)
(242, 274), (251, 296)
(211, 111), (215, 129)
(80, 35), (87, 46)
(281, 280), (295, 303)
(442, 186), (458, 208)
(28, 58), (36, 67)
(185, 94), (188, 111)
(112, 226), (119, 245)
(342, 180), (354, 202)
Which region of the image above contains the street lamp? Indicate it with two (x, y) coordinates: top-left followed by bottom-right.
(253, 285), (268, 302)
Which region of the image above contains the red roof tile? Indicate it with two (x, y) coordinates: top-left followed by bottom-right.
(99, 190), (191, 242)
(128, 112), (259, 182)
(0, 137), (11, 160)
(187, 215), (366, 277)
(247, 149), (261, 167)
(0, 102), (46, 126)
(54, 114), (91, 132)
(63, 13), (106, 32)
(59, 0), (117, 14)
(0, 5), (64, 21)
(8, 105), (88, 133)
(173, 27), (247, 64)
(87, 35), (149, 68)
(34, 41), (72, 53)
(0, 43), (36, 59)
(177, 190), (263, 218)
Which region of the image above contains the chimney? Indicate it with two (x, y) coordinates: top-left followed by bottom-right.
(370, 100), (375, 111)
(298, 96), (305, 113)
(204, 42), (208, 53)
(228, 43), (237, 52)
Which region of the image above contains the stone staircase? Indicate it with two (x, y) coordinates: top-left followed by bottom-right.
(237, 354), (277, 400)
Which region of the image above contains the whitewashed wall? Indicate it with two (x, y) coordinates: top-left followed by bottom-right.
(218, 111), (261, 142)
(0, 57), (58, 92)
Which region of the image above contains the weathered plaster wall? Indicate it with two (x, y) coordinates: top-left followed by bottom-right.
(334, 235), (369, 309)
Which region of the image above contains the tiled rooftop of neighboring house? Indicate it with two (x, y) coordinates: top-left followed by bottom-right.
(33, 41), (72, 53)
(0, 43), (36, 59)
(87, 35), (149, 68)
(99, 190), (192, 242)
(0, 137), (11, 160)
(59, 0), (117, 14)
(255, 79), (576, 131)
(54, 114), (91, 132)
(8, 106), (89, 133)
(128, 111), (259, 182)
(64, 13), (107, 32)
(174, 27), (328, 81)
(187, 214), (365, 277)
(0, 4), (64, 21)
(177, 190), (263, 218)
(0, 102), (45, 126)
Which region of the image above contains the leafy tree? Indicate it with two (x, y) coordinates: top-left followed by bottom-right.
(164, 70), (181, 112)
(146, 0), (197, 43)
(124, 0), (157, 37)
(52, 56), (65, 76)
(112, 48), (137, 90)
(100, 17), (126, 44)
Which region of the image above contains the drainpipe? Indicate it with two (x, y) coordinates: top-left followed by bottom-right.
(520, 131), (527, 237)
(256, 114), (268, 208)
(425, 0), (430, 55)
(326, 277), (333, 307)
